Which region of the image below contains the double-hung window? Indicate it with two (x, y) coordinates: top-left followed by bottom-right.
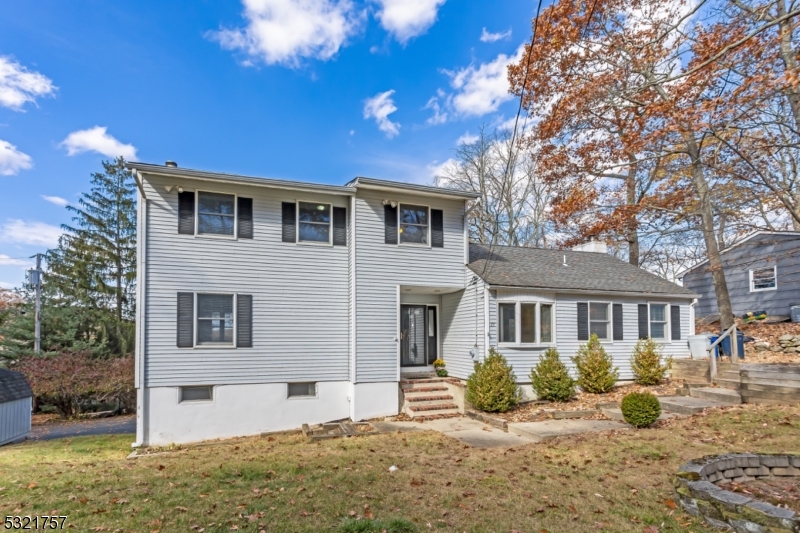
(177, 292), (253, 348)
(589, 302), (611, 340)
(297, 202), (331, 244)
(750, 267), (777, 292)
(197, 294), (234, 346)
(178, 190), (253, 239)
(648, 303), (668, 340)
(198, 192), (236, 236)
(498, 301), (555, 345)
(399, 204), (429, 245)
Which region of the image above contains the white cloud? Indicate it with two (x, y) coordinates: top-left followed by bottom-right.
(0, 219), (63, 248)
(456, 131), (479, 145)
(0, 56), (56, 111)
(60, 126), (137, 160)
(0, 254), (31, 267)
(480, 27), (511, 42)
(0, 140), (33, 176)
(427, 158), (457, 180)
(42, 195), (69, 207)
(210, 0), (365, 67)
(0, 281), (15, 289)
(363, 90), (400, 138)
(423, 92), (447, 125)
(374, 0), (446, 44)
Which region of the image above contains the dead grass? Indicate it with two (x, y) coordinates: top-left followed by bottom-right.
(1, 404), (799, 533)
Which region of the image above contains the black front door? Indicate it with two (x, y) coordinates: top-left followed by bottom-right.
(401, 305), (437, 367)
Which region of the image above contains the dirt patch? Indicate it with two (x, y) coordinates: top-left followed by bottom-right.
(696, 319), (800, 363)
(31, 413), (62, 426)
(720, 477), (800, 513)
(495, 382), (676, 423)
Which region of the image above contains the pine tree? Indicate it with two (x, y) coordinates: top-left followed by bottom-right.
(45, 158), (137, 355)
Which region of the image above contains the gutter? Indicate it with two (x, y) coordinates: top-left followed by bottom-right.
(483, 284), (699, 300)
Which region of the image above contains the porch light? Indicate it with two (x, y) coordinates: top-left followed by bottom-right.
(316, 205), (325, 210)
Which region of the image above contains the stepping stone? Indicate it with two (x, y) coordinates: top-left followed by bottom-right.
(600, 407), (684, 423)
(507, 419), (629, 443)
(690, 387), (743, 404)
(423, 417), (535, 448)
(658, 396), (738, 415)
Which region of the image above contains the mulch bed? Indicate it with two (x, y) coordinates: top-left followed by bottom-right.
(719, 477), (800, 513)
(494, 382), (677, 423)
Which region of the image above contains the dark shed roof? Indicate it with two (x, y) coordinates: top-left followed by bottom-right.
(0, 369), (33, 404)
(468, 244), (697, 297)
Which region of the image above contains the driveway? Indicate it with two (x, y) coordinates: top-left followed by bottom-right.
(29, 415), (136, 441)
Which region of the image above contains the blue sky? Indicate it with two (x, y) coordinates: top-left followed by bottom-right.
(0, 0), (536, 288)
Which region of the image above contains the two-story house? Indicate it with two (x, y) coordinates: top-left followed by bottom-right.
(129, 162), (697, 446)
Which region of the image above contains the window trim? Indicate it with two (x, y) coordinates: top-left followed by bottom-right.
(749, 266), (777, 292)
(296, 200), (333, 246)
(648, 301), (670, 342)
(194, 292), (237, 349)
(497, 300), (557, 347)
(195, 190), (238, 240)
(397, 202), (431, 248)
(178, 385), (214, 404)
(287, 382), (318, 399)
(588, 301), (612, 343)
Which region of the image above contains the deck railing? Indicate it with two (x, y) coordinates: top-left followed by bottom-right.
(707, 323), (738, 382)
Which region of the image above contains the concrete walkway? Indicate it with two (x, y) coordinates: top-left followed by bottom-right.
(508, 419), (629, 443)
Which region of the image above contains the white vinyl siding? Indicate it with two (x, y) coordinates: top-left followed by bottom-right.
(440, 272), (486, 380)
(141, 173), (350, 386)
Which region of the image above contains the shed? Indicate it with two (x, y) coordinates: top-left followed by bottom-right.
(0, 368), (33, 445)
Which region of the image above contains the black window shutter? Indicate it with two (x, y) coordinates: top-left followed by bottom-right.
(613, 303), (624, 341)
(577, 302), (589, 341)
(384, 204), (398, 244)
(281, 202), (296, 243)
(177, 292), (194, 348)
(237, 197), (253, 239)
(237, 294), (253, 348)
(178, 191), (195, 235)
(671, 305), (681, 340)
(638, 304), (649, 339)
(333, 207), (347, 246)
(431, 209), (444, 248)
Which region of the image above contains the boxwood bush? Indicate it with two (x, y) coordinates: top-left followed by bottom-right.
(466, 348), (522, 412)
(620, 391), (661, 428)
(530, 348), (575, 402)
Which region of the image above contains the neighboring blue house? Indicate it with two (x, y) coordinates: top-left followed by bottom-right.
(681, 231), (800, 318)
(129, 161), (696, 446)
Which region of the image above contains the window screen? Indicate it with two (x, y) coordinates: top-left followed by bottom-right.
(751, 267), (776, 291)
(180, 386), (212, 402)
(197, 294), (234, 345)
(197, 192), (235, 235)
(499, 303), (516, 343)
(540, 304), (553, 343)
(298, 202), (331, 243)
(589, 302), (610, 340)
(649, 303), (668, 340)
(521, 303), (536, 343)
(288, 382), (316, 398)
(399, 205), (428, 245)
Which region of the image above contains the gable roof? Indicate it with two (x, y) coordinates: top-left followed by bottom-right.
(0, 368), (33, 404)
(679, 230), (800, 278)
(468, 244), (696, 297)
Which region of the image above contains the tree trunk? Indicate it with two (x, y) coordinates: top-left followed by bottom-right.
(684, 132), (735, 330)
(776, 0), (800, 132)
(625, 154), (640, 266)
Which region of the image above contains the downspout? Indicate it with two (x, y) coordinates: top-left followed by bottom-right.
(690, 298), (697, 336)
(463, 200), (479, 265)
(133, 171), (147, 447)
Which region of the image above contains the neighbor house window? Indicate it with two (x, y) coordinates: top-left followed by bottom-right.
(399, 204), (429, 245)
(197, 294), (234, 346)
(180, 386), (213, 403)
(649, 303), (668, 340)
(498, 301), (555, 345)
(589, 302), (611, 340)
(750, 266), (777, 292)
(288, 382), (317, 398)
(197, 192), (235, 236)
(297, 202), (331, 243)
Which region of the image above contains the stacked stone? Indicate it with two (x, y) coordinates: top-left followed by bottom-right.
(753, 334), (800, 353)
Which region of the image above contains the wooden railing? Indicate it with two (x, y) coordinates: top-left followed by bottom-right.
(707, 324), (738, 382)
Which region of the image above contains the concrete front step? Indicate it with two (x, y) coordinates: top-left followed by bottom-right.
(405, 396), (455, 407)
(406, 394), (453, 402)
(600, 407), (684, 423)
(690, 387), (743, 404)
(716, 378), (741, 391)
(658, 395), (739, 415)
(401, 372), (436, 380)
(404, 386), (449, 393)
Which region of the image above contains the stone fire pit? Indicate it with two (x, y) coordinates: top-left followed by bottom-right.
(674, 453), (800, 531)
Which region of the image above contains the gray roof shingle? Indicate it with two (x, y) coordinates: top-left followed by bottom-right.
(0, 368), (33, 404)
(468, 244), (696, 297)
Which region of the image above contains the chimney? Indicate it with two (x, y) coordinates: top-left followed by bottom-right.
(572, 239), (608, 254)
(165, 160), (178, 168)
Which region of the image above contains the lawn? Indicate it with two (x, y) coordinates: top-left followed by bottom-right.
(1, 405), (799, 533)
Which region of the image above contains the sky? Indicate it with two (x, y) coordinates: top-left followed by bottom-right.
(0, 0), (538, 288)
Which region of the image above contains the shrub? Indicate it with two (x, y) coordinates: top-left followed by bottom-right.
(620, 391), (662, 428)
(571, 334), (619, 393)
(529, 348), (575, 402)
(466, 348), (522, 412)
(631, 338), (671, 385)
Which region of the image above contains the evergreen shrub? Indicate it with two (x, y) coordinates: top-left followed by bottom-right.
(571, 333), (619, 393)
(530, 348), (575, 402)
(466, 348), (522, 412)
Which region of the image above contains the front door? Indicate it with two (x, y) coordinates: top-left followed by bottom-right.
(401, 305), (437, 367)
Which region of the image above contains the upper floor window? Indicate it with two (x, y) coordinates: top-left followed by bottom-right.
(198, 192), (236, 236)
(750, 266), (776, 292)
(298, 202), (331, 244)
(589, 302), (611, 340)
(399, 204), (429, 245)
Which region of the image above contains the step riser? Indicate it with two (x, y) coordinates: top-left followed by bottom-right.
(403, 387), (449, 394)
(690, 389), (743, 404)
(408, 408), (460, 418)
(717, 380), (741, 391)
(660, 402), (705, 415)
(406, 395), (454, 402)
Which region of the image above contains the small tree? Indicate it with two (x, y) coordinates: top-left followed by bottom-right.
(571, 334), (619, 393)
(466, 348), (522, 412)
(631, 338), (671, 385)
(530, 348), (575, 402)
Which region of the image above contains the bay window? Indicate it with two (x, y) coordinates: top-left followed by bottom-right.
(498, 301), (555, 345)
